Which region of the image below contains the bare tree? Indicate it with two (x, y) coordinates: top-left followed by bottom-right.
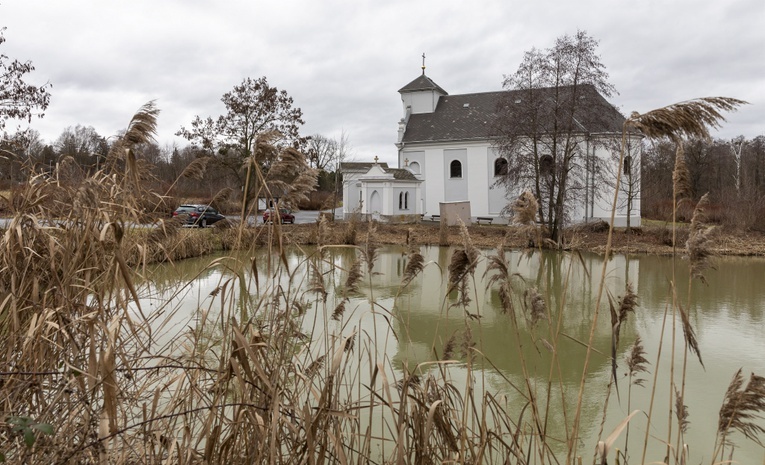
(730, 135), (746, 196)
(54, 125), (108, 171)
(493, 30), (618, 242)
(306, 134), (339, 171)
(605, 137), (642, 231)
(0, 27), (51, 132)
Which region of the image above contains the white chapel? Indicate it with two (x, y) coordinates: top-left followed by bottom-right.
(341, 69), (640, 227)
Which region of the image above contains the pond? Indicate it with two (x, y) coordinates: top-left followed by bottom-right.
(138, 244), (765, 463)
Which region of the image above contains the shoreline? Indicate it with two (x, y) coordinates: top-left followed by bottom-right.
(273, 220), (765, 257)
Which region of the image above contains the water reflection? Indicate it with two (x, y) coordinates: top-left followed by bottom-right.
(138, 246), (765, 462)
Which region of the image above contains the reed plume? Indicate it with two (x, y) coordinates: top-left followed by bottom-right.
(317, 213), (330, 248)
(308, 260), (328, 302)
(512, 190), (538, 225)
(687, 193), (714, 283)
(181, 156), (211, 180)
(609, 283), (638, 350)
(484, 245), (515, 315)
(626, 97), (747, 140)
(331, 256), (361, 322)
(717, 369), (765, 448)
(447, 219), (478, 297)
(331, 300), (347, 321)
(118, 100), (160, 148)
(401, 249), (425, 289)
(361, 221), (379, 275)
(672, 142), (692, 203)
(677, 301), (703, 368)
(442, 333), (458, 360)
(625, 336), (650, 387)
(304, 355), (326, 378)
(344, 258), (363, 296)
(524, 287), (547, 328)
(675, 387), (690, 434)
(447, 249), (471, 292)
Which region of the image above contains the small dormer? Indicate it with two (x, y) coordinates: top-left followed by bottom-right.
(398, 74), (448, 116)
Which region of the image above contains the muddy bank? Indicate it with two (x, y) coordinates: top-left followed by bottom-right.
(276, 220), (765, 257)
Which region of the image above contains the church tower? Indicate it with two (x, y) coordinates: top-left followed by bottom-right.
(397, 54), (447, 144)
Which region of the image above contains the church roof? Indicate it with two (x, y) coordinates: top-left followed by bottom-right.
(400, 84), (626, 144)
(398, 74), (448, 95)
(340, 162), (389, 172)
(340, 162), (418, 181)
(383, 168), (418, 181)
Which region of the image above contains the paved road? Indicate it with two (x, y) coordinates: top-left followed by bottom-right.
(231, 209), (340, 226)
(0, 209), (342, 229)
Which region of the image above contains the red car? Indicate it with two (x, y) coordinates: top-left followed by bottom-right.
(262, 208), (295, 224)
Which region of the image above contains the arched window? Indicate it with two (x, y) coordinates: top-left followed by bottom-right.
(409, 161), (421, 174)
(450, 160), (462, 178)
(398, 191), (410, 210)
(623, 155), (632, 176)
(494, 157), (508, 176)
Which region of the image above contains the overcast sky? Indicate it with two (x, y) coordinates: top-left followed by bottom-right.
(2, 0), (764, 165)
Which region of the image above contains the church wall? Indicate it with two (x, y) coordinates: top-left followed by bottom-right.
(400, 136), (640, 225)
(392, 187), (417, 215)
(465, 146), (490, 216)
(423, 149), (444, 216)
(589, 142), (642, 227)
(402, 91), (440, 114)
(400, 150), (425, 214)
(487, 147), (511, 216)
(443, 148), (468, 203)
(342, 173), (363, 219)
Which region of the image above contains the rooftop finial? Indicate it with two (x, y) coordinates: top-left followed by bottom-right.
(421, 52), (426, 75)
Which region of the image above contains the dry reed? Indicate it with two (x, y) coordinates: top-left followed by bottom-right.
(3, 96), (763, 465)
(715, 369), (765, 459)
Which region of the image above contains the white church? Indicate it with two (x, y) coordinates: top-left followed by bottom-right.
(341, 70), (640, 226)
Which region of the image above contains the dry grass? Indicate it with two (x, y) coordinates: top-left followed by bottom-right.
(2, 98), (764, 465)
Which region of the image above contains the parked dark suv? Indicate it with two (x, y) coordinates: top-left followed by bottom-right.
(173, 204), (226, 227)
(262, 208), (295, 224)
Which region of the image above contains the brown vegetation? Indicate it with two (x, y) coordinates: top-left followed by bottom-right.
(278, 220), (765, 257)
(3, 96), (765, 464)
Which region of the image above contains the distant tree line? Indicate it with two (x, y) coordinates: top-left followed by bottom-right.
(0, 125), (349, 212)
(641, 135), (765, 230)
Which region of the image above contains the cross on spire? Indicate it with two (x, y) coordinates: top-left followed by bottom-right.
(421, 53), (426, 75)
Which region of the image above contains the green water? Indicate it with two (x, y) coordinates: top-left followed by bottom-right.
(140, 245), (765, 463)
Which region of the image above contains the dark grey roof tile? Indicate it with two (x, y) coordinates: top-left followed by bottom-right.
(401, 84), (626, 144)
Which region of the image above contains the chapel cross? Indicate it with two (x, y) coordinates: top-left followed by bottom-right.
(421, 53), (426, 75)
(374, 155), (379, 164)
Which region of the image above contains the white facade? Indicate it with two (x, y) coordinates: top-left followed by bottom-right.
(341, 73), (641, 226)
(340, 162), (422, 222)
(398, 142), (512, 219)
(399, 137), (641, 227)
(392, 73), (641, 227)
